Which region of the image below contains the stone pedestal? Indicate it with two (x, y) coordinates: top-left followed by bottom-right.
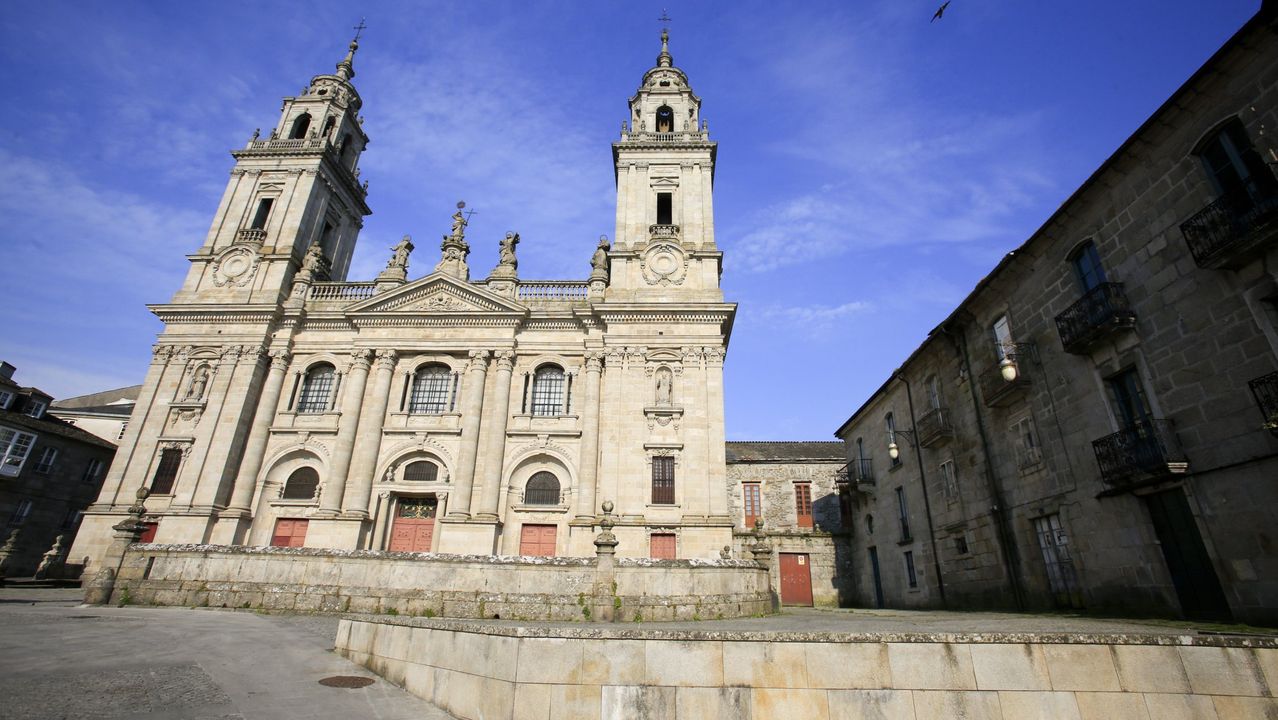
(84, 488), (149, 605)
(591, 501), (619, 623)
(435, 517), (500, 555)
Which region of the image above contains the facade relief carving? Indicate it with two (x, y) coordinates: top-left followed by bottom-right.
(639, 242), (688, 286)
(211, 246), (261, 287)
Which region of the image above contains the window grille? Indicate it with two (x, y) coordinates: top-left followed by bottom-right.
(150, 448), (182, 495)
(524, 471), (561, 505)
(297, 364), (335, 413)
(651, 456), (675, 504)
(531, 366), (565, 416)
(403, 461), (439, 483)
(282, 467), (319, 500)
(409, 365), (453, 414)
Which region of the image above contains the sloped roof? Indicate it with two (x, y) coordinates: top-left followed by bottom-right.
(49, 403), (134, 417)
(0, 409), (117, 450)
(725, 441), (845, 463)
(52, 384), (143, 409)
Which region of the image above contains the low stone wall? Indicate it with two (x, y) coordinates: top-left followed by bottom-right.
(109, 544), (773, 622)
(336, 616), (1278, 720)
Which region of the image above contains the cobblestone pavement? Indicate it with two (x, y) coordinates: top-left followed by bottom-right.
(0, 586), (456, 720)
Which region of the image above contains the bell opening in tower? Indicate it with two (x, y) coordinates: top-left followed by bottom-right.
(656, 105), (674, 133)
(288, 112), (312, 139)
(657, 193), (673, 225)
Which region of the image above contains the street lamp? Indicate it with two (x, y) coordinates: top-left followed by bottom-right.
(887, 429), (917, 461)
(999, 355), (1019, 382)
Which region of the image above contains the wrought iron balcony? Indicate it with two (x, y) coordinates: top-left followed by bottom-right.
(1180, 185), (1278, 269)
(978, 344), (1034, 408)
(1055, 282), (1137, 354)
(836, 459), (875, 489)
(1248, 371), (1278, 437)
(1091, 419), (1188, 488)
(916, 407), (955, 447)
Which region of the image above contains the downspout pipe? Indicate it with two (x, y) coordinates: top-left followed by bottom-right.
(895, 371), (948, 609)
(944, 322), (1026, 610)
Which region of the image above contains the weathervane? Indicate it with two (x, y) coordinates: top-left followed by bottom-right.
(353, 17), (368, 42)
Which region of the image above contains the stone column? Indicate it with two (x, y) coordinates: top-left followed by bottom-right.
(316, 350), (371, 516)
(476, 351), (515, 519)
(446, 350), (490, 519)
(225, 350), (291, 514)
(704, 347), (730, 519)
(574, 352), (605, 520)
(343, 349), (397, 518)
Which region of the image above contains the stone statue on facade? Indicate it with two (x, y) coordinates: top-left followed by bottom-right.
(450, 204), (468, 239)
(184, 365), (209, 401)
(388, 235), (413, 270)
(590, 236), (610, 278)
(655, 366), (673, 406)
(33, 534), (68, 580)
(498, 232), (519, 271)
(298, 243), (326, 281)
(436, 202), (472, 281)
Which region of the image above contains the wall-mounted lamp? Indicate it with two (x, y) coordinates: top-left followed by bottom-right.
(887, 429), (917, 461)
(996, 343), (1037, 383)
(999, 355), (1019, 382)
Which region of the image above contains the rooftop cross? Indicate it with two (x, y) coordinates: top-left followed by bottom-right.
(352, 18), (368, 42)
(658, 9), (672, 29)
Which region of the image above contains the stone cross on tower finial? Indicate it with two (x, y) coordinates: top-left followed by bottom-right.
(352, 17), (368, 42)
(335, 20), (365, 82)
(656, 13), (673, 67)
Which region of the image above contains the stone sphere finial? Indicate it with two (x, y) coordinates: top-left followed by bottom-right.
(602, 500), (614, 514)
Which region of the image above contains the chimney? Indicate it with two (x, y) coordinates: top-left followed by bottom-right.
(0, 362), (14, 381)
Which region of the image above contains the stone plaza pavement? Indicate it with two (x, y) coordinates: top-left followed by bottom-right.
(0, 585), (456, 720)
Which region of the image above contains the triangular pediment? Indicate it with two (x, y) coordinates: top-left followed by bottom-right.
(344, 273), (527, 316)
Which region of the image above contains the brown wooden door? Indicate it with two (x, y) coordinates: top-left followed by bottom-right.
(779, 552), (814, 606)
(389, 497), (437, 552)
(518, 524), (557, 557)
(650, 533), (676, 560)
(270, 518), (308, 547)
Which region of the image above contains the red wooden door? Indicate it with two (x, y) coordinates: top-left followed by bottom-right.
(270, 518), (309, 547)
(650, 533), (676, 559)
(779, 552), (814, 606)
(518, 524), (557, 557)
(389, 497), (437, 552)
(138, 522), (159, 543)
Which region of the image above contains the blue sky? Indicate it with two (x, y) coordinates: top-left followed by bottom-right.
(0, 0), (1260, 440)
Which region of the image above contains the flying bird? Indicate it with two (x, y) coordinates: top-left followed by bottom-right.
(932, 1), (951, 22)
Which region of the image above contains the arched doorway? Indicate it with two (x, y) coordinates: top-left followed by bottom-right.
(388, 495), (438, 552)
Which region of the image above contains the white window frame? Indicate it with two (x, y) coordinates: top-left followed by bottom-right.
(25, 400), (47, 419)
(0, 390), (12, 409)
(0, 426), (37, 477)
(34, 446), (58, 474)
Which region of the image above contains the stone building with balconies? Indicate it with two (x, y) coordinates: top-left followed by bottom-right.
(835, 6), (1278, 624)
(71, 30), (739, 573)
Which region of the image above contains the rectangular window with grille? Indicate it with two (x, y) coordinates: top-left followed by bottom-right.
(409, 371), (452, 414)
(150, 448), (183, 495)
(795, 483), (813, 528)
(34, 447), (58, 474)
(904, 550), (918, 588)
(651, 456), (675, 505)
(896, 486), (912, 542)
(743, 482), (761, 529)
(532, 371), (565, 416)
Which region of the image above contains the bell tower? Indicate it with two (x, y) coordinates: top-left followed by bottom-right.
(171, 38), (372, 305)
(608, 29), (721, 301)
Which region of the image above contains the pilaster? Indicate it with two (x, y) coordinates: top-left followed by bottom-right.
(316, 349), (371, 516)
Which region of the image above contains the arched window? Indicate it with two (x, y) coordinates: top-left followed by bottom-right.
(297, 363), (336, 413)
(531, 365), (566, 416)
(402, 461), (438, 483)
(288, 112), (312, 140)
(340, 133), (354, 164)
(1195, 117), (1277, 202)
(525, 471), (560, 505)
(655, 105), (674, 133)
(409, 364), (453, 414)
(282, 467), (319, 500)
(321, 116), (337, 138)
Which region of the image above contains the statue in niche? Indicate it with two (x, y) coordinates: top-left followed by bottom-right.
(298, 243), (325, 280)
(387, 235), (413, 270)
(655, 366), (673, 406)
(184, 366), (209, 401)
(498, 232), (519, 270)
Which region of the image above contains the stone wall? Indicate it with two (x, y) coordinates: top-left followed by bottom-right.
(337, 615), (1278, 720)
(108, 543), (773, 622)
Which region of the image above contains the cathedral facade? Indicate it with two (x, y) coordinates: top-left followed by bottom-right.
(71, 31), (738, 569)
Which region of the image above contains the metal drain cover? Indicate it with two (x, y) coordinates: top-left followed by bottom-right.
(318, 676), (375, 689)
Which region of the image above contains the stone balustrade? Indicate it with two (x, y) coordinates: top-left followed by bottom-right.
(307, 282), (377, 303)
(515, 281), (590, 303)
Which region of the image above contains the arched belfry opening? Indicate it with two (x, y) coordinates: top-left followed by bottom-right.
(288, 112), (312, 139)
(656, 105), (674, 133)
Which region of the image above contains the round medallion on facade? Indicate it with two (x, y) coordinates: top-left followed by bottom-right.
(639, 242), (688, 286)
(211, 246), (260, 287)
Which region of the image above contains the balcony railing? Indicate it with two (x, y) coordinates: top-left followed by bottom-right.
(1248, 371), (1278, 436)
(978, 344), (1034, 408)
(649, 224), (680, 240)
(1180, 185), (1278, 269)
(307, 282), (376, 302)
(235, 228), (268, 246)
(516, 281), (590, 303)
(1091, 419), (1188, 488)
(620, 130), (711, 143)
(1055, 282), (1137, 354)
(916, 407), (954, 447)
